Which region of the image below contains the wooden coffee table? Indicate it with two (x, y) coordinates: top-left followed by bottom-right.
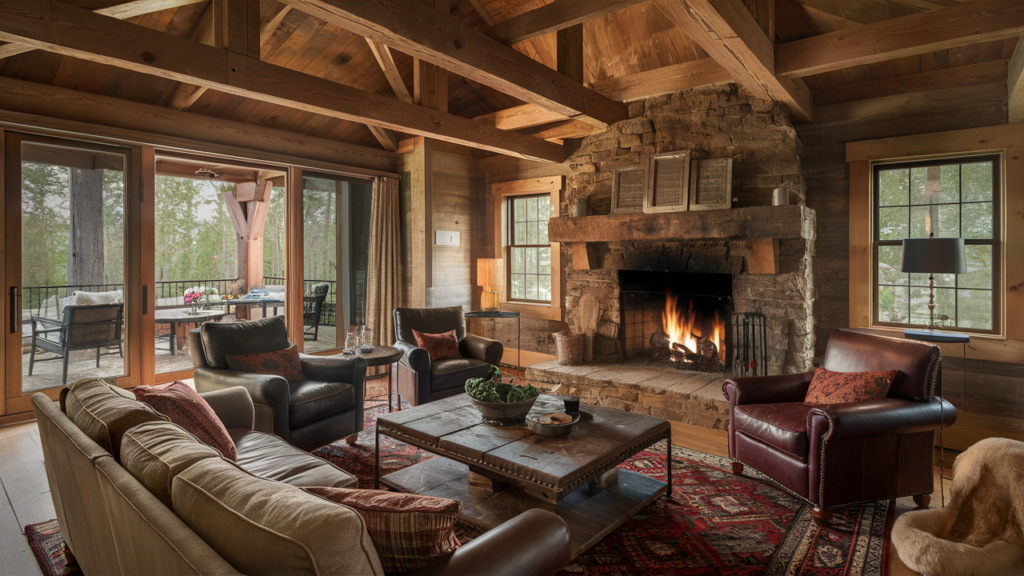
(375, 394), (671, 558)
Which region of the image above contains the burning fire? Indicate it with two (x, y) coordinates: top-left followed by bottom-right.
(662, 294), (726, 362)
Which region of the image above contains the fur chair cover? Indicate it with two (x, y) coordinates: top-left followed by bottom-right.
(892, 437), (1024, 576)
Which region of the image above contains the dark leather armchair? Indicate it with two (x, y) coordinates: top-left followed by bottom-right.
(393, 306), (503, 407)
(723, 329), (957, 523)
(189, 315), (367, 451)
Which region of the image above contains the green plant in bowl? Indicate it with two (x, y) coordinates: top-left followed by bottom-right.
(466, 365), (540, 425)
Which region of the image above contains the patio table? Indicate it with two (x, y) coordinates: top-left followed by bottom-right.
(155, 309), (225, 355)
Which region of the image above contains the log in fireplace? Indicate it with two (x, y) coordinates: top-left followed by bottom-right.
(620, 271), (733, 373)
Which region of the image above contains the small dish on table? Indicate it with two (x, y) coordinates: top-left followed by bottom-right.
(526, 411), (581, 437)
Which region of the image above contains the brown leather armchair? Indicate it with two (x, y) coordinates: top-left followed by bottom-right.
(393, 306), (503, 407)
(190, 315), (367, 451)
(723, 329), (957, 523)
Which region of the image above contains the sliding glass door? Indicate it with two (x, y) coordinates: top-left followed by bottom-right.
(4, 132), (140, 413)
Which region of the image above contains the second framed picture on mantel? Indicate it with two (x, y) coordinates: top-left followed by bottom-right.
(689, 157), (733, 211)
(643, 150), (691, 213)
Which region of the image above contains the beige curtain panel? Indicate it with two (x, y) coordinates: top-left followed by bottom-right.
(366, 176), (402, 347)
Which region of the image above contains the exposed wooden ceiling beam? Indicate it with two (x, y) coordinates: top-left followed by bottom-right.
(1009, 39), (1024, 122)
(166, 1), (219, 111)
(366, 38), (413, 104)
(281, 0), (628, 129)
(590, 57), (731, 101)
(653, 0), (813, 122)
(775, 0), (1024, 79)
(474, 104), (569, 131)
(367, 124), (400, 151)
(486, 0), (645, 45)
(0, 0), (565, 162)
(815, 59), (1008, 107)
(467, 0), (496, 26)
(0, 0), (206, 60)
(260, 3), (293, 46)
(518, 119), (601, 141)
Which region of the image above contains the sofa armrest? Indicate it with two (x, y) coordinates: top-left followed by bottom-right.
(809, 397), (957, 442)
(723, 371), (814, 406)
(460, 333), (503, 365)
(299, 354), (367, 385)
(192, 367), (290, 437)
(394, 340), (431, 374)
(409, 509), (570, 576)
(199, 387), (254, 431)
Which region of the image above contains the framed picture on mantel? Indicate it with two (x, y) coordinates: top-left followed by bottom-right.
(643, 150), (691, 213)
(689, 158), (733, 211)
(611, 166), (645, 213)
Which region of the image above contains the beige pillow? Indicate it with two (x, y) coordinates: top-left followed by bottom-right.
(62, 378), (168, 460)
(172, 459), (384, 576)
(120, 421), (223, 507)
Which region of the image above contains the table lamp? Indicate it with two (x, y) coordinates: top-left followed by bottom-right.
(900, 237), (966, 330)
(477, 258), (503, 311)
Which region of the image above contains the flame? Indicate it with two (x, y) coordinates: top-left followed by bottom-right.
(662, 294), (726, 362)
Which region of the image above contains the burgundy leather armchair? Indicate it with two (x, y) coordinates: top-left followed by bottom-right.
(723, 329), (957, 523)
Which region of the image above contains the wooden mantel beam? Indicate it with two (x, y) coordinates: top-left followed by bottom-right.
(776, 0), (1024, 79)
(485, 0), (645, 46)
(653, 0), (813, 123)
(0, 0), (207, 60)
(280, 0), (629, 129)
(0, 0), (567, 163)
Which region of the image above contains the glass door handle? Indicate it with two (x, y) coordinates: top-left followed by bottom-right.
(9, 286), (19, 334)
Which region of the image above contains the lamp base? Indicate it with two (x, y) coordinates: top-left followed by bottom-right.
(481, 290), (499, 311)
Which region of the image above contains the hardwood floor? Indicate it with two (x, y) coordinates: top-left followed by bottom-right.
(0, 415), (954, 576)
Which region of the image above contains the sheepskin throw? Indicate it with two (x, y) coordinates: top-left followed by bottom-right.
(892, 437), (1024, 576)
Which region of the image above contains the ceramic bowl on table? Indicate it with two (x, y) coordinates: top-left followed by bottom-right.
(469, 396), (538, 426)
(526, 412), (581, 437)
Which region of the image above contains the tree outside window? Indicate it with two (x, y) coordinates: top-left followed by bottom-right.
(507, 194), (552, 303)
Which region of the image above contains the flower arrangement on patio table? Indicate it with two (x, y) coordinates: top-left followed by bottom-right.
(183, 286), (217, 314)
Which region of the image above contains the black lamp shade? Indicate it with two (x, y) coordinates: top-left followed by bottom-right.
(901, 238), (967, 274)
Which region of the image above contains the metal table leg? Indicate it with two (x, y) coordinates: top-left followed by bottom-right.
(666, 433), (673, 498)
(374, 426), (381, 489)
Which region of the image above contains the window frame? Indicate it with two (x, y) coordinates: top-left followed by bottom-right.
(871, 153), (1002, 335)
(506, 192), (553, 304)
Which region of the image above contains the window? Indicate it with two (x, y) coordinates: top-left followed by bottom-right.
(873, 155), (1000, 333)
(507, 193), (552, 303)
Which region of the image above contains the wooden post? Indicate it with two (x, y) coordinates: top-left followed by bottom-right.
(223, 180), (272, 319)
(67, 168), (105, 286)
(557, 24), (584, 84)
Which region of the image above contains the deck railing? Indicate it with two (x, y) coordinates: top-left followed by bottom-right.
(23, 277), (340, 326)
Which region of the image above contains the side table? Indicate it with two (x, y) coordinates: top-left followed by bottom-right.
(465, 310), (521, 367)
(350, 346), (403, 413)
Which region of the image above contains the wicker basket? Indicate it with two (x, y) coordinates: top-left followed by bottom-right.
(553, 332), (585, 366)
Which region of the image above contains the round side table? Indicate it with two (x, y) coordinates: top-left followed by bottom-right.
(351, 346), (403, 413)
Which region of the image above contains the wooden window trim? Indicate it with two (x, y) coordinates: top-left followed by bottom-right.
(492, 177), (563, 321)
(846, 123), (1024, 365)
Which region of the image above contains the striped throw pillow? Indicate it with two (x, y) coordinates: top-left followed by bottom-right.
(304, 487), (461, 573)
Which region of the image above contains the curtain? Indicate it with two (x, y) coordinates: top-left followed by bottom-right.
(366, 176), (402, 347)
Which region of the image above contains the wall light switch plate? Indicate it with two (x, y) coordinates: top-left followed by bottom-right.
(435, 231), (460, 246)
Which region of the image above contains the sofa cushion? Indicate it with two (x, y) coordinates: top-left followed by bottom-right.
(305, 487), (461, 574)
(288, 380), (353, 428)
(172, 458), (384, 576)
(133, 381), (237, 460)
(226, 343), (306, 383)
(229, 429), (356, 488)
(200, 315), (291, 369)
(62, 378), (168, 461)
(432, 360), (491, 393)
(805, 367), (897, 406)
(734, 402), (812, 459)
(120, 420), (224, 507)
(413, 329), (462, 361)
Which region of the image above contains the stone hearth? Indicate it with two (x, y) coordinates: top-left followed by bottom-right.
(525, 361), (730, 431)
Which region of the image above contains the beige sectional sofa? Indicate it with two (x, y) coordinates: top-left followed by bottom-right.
(32, 380), (571, 576)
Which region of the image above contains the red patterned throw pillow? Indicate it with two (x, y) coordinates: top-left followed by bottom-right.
(225, 343), (305, 382)
(412, 329), (462, 361)
(304, 487), (461, 573)
(804, 367), (899, 406)
(133, 381), (237, 461)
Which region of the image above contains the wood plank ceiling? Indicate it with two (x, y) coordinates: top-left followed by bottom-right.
(0, 0), (1017, 153)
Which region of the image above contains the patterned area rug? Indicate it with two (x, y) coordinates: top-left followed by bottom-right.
(314, 400), (894, 576)
(23, 519), (80, 576)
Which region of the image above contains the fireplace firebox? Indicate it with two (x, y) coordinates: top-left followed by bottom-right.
(620, 271), (733, 373)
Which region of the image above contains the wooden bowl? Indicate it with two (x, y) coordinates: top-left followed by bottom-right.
(526, 412), (581, 437)
(469, 396), (538, 426)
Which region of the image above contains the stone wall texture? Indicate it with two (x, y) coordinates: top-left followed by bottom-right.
(563, 85), (816, 375)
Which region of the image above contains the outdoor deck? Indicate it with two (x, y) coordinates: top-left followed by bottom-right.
(20, 322), (338, 393)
